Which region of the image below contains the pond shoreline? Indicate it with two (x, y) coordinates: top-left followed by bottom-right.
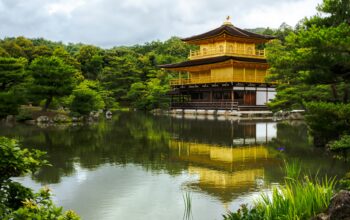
(152, 108), (305, 121)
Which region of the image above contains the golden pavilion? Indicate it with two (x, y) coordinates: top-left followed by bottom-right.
(160, 18), (276, 110)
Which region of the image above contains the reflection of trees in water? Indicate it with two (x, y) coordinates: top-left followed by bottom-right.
(0, 115), (348, 194)
(267, 121), (350, 177)
(0, 113), (184, 184)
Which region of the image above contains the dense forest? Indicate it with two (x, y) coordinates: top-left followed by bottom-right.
(0, 36), (196, 117)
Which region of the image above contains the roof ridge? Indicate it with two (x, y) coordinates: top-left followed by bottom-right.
(229, 26), (249, 37)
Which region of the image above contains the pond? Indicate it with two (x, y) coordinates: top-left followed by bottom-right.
(1, 112), (349, 220)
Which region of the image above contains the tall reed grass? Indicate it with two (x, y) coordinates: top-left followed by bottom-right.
(223, 161), (336, 220)
(183, 191), (193, 220)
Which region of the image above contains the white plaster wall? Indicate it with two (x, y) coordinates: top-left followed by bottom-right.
(267, 91), (276, 102)
(256, 91), (267, 105)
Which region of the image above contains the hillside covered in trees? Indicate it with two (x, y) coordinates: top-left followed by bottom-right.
(0, 36), (196, 117)
(0, 24), (296, 118)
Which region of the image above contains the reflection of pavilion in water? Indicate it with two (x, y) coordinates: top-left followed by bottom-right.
(169, 121), (282, 204)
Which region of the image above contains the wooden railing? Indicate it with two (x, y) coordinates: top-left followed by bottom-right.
(189, 46), (265, 60)
(170, 74), (269, 86)
(172, 102), (239, 110)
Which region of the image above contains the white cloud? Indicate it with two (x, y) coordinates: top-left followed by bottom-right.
(0, 0), (323, 47)
(46, 0), (86, 15)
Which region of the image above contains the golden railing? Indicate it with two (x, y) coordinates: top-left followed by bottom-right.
(170, 74), (269, 86)
(189, 47), (266, 60)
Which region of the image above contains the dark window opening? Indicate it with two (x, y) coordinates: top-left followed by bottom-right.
(213, 92), (222, 100)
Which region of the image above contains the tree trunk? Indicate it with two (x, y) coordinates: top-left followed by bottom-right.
(43, 96), (52, 112)
(331, 84), (339, 102)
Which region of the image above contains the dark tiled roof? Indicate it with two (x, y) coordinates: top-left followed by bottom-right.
(181, 24), (275, 42)
(159, 56), (267, 69)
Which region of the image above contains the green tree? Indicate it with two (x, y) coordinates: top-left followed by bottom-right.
(99, 54), (142, 101)
(0, 47), (9, 57)
(127, 77), (170, 110)
(32, 45), (53, 59)
(70, 80), (105, 116)
(29, 56), (76, 111)
(1, 39), (26, 58)
(0, 57), (27, 118)
(0, 136), (79, 219)
(76, 45), (103, 80)
(266, 0), (350, 146)
(53, 47), (84, 83)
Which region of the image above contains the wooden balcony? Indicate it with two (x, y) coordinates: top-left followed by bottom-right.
(189, 46), (265, 60)
(170, 73), (269, 86)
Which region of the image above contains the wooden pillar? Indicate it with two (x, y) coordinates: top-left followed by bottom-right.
(243, 67), (246, 82)
(254, 68), (257, 82)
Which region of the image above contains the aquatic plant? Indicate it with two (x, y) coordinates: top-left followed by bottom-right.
(223, 161), (336, 220)
(183, 191), (193, 220)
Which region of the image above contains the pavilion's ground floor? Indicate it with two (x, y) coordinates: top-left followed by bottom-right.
(170, 84), (276, 110)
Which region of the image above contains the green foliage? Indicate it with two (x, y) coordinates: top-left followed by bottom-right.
(265, 0), (350, 147)
(339, 171), (350, 190)
(0, 137), (48, 181)
(283, 160), (302, 180)
(223, 204), (262, 220)
(224, 162), (336, 220)
(15, 108), (33, 122)
(7, 188), (80, 220)
(328, 135), (350, 151)
(0, 57), (27, 117)
(76, 45), (104, 80)
(0, 136), (79, 219)
(0, 136), (46, 216)
(316, 0), (350, 26)
(304, 102), (350, 145)
(0, 57), (27, 91)
(70, 80), (105, 116)
(29, 56), (76, 111)
(0, 47), (10, 57)
(127, 77), (170, 110)
(53, 47), (82, 75)
(99, 53), (142, 101)
(266, 0), (350, 111)
(0, 32), (193, 113)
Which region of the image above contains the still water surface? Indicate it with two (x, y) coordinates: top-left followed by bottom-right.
(1, 112), (349, 220)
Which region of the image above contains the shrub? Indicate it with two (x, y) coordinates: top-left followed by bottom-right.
(328, 135), (350, 151)
(15, 108), (33, 122)
(70, 81), (105, 116)
(305, 102), (350, 146)
(0, 136), (80, 219)
(8, 187), (80, 220)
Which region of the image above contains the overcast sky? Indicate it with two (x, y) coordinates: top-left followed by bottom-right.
(0, 0), (322, 48)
